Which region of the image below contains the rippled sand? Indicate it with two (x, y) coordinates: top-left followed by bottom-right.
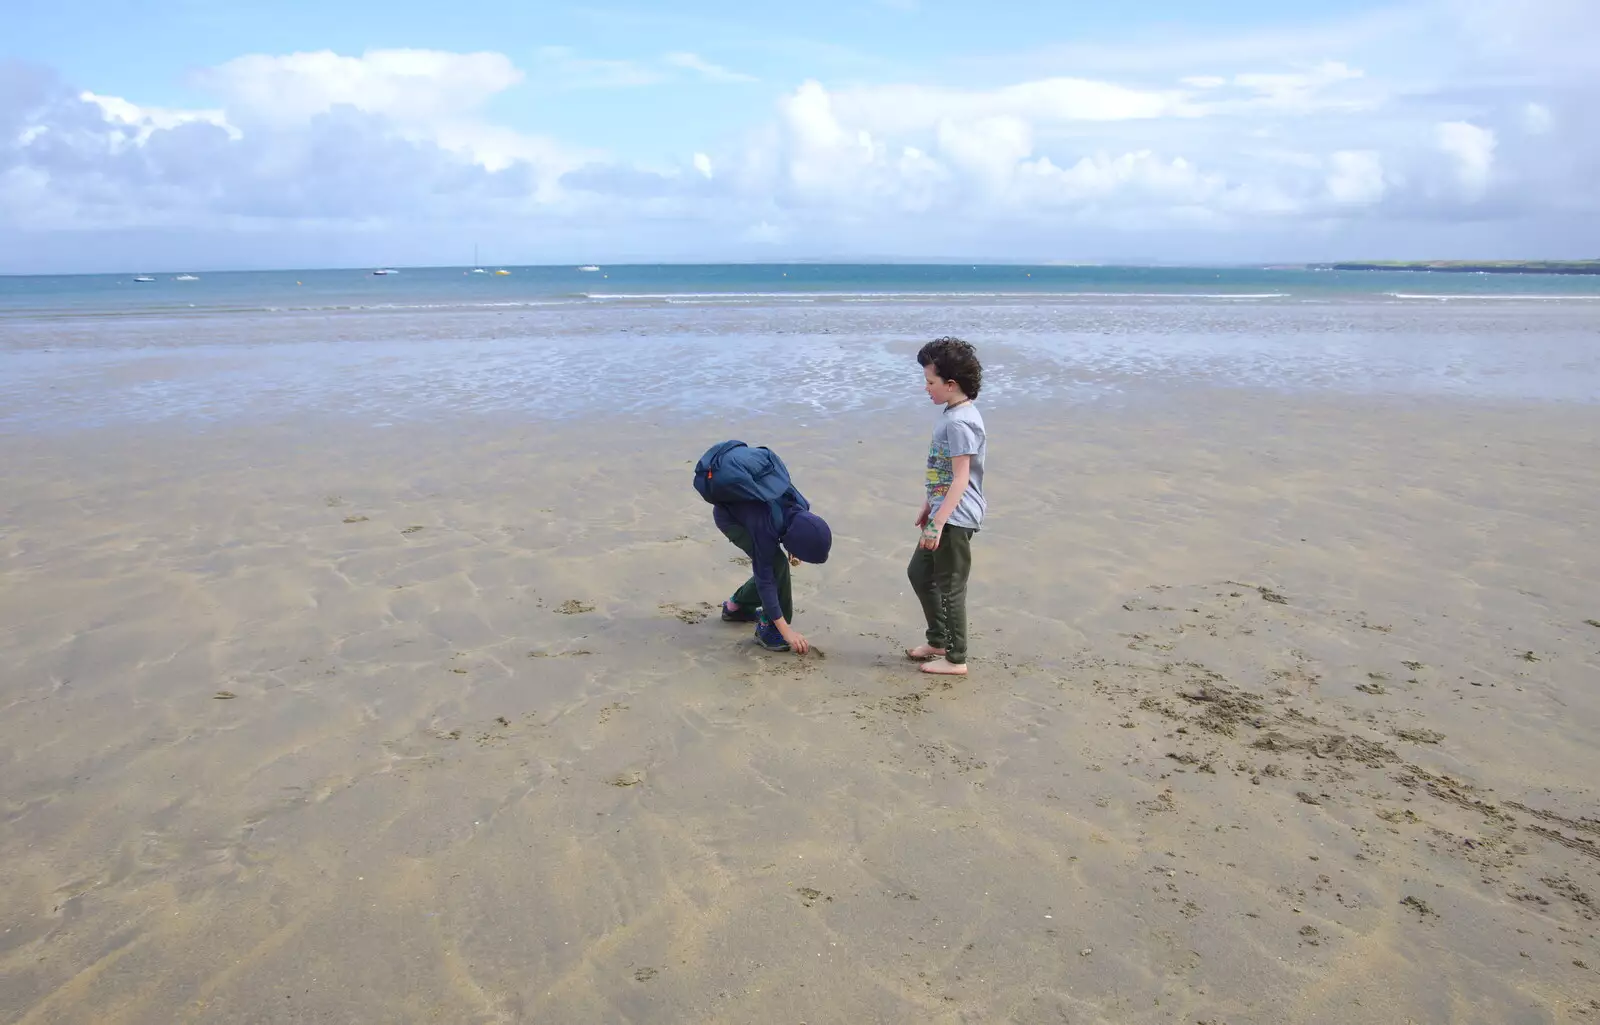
(3, 394), (1598, 1023)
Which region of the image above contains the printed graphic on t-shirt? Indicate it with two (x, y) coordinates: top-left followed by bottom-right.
(926, 437), (955, 502)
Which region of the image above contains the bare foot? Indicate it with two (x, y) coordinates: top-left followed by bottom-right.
(919, 658), (968, 676)
(905, 644), (946, 661)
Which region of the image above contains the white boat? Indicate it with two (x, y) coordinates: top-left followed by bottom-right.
(372, 268), (398, 276)
(175, 274), (199, 281)
(578, 265), (601, 272)
(133, 275), (155, 282)
(471, 245), (487, 273)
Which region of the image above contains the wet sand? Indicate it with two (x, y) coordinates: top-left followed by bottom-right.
(2, 393), (1598, 1024)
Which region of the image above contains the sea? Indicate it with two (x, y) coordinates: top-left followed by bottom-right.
(3, 264), (1598, 431)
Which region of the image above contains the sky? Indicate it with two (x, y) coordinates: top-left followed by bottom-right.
(2, 0), (1598, 272)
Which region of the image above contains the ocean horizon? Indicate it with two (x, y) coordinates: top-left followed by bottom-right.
(6, 262), (1600, 323)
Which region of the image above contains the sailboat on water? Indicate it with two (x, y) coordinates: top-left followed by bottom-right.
(471, 244), (487, 274)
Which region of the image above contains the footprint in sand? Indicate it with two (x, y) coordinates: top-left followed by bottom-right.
(659, 601), (715, 624)
(1400, 896), (1437, 918)
(795, 887), (833, 907)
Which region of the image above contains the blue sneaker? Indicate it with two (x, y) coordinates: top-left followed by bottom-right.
(754, 615), (790, 651)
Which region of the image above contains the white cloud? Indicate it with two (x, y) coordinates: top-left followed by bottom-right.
(80, 91), (239, 141)
(775, 60), (1378, 163)
(778, 81), (885, 200)
(665, 52), (757, 84)
(0, 53), (589, 237)
(200, 49), (523, 126)
(935, 116), (1032, 194)
(0, 165), (76, 231)
(430, 122), (589, 178)
(1229, 61), (1366, 111)
(754, 76), (1394, 224)
(767, 82), (944, 214)
(191, 49), (588, 179)
(1435, 121), (1496, 200)
(6, 0), (1600, 268)
(1326, 150), (1386, 205)
(827, 77), (1185, 137)
(1016, 151), (1220, 208)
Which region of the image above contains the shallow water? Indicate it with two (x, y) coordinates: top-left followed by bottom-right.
(3, 293), (1598, 432)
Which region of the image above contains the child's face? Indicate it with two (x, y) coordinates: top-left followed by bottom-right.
(923, 363), (959, 405)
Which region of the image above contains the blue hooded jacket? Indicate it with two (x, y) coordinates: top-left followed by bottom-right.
(713, 495), (831, 620)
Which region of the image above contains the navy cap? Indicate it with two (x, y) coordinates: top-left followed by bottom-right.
(782, 510), (833, 564)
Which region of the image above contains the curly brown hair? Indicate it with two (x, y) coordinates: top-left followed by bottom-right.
(916, 337), (982, 400)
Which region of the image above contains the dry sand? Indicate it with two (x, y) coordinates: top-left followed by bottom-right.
(2, 393), (1598, 1024)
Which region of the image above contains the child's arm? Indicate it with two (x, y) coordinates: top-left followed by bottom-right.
(770, 614), (809, 654)
(920, 455), (971, 550)
(750, 542), (811, 654)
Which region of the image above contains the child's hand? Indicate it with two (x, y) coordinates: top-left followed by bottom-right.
(782, 627), (811, 655)
(919, 521), (943, 550)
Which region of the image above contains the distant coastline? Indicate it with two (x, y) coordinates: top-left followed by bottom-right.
(1320, 260), (1600, 276)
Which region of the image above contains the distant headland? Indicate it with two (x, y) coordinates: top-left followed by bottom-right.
(1317, 260), (1600, 275)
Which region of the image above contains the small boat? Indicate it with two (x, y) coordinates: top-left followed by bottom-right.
(133, 275), (155, 282)
(471, 268), (488, 274)
(494, 269), (511, 276)
(471, 245), (487, 273)
(578, 265), (601, 272)
(372, 268), (398, 276)
(175, 274), (199, 281)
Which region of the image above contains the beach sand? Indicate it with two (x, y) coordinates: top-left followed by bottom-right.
(2, 393), (1598, 1023)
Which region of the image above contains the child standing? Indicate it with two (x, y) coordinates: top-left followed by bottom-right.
(905, 337), (986, 676)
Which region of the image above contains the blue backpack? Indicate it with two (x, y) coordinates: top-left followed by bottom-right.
(694, 441), (807, 528)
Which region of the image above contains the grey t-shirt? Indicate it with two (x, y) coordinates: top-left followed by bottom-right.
(925, 402), (986, 529)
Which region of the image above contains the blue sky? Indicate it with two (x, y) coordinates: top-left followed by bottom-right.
(3, 0), (1597, 271)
